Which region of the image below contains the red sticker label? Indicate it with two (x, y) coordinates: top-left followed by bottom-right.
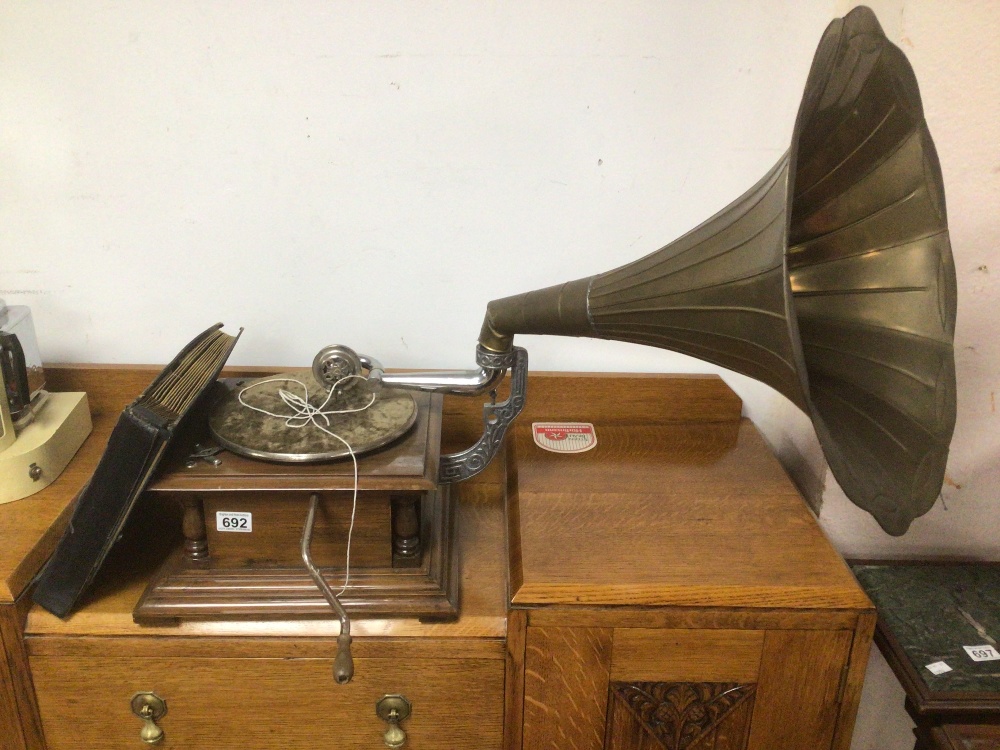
(532, 422), (597, 453)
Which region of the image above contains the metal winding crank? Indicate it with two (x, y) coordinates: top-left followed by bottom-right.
(301, 493), (354, 684)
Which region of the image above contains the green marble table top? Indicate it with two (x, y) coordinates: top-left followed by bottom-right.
(852, 563), (1000, 695)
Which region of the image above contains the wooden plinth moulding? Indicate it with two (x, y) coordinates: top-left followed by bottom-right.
(135, 486), (459, 622)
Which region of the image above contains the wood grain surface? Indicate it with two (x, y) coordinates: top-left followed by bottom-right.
(522, 626), (613, 750)
(0, 410), (110, 602)
(0, 365), (168, 603)
(133, 483), (459, 621)
(929, 723), (1000, 750)
(831, 611), (878, 750)
(149, 390), (442, 493)
(610, 629), (765, 684)
(504, 608), (528, 750)
(526, 606), (864, 632)
(745, 629), (854, 750)
(7, 367), (737, 605)
(517, 625), (864, 750)
(0, 599), (44, 750)
(507, 420), (869, 611)
(30, 654), (504, 749)
(444, 371), (742, 428)
(202, 491), (392, 568)
(26, 635), (505, 660)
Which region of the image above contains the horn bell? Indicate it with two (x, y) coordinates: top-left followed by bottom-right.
(479, 7), (957, 536)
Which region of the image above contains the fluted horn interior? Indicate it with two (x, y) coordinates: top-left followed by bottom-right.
(479, 6), (956, 535)
(786, 7), (956, 535)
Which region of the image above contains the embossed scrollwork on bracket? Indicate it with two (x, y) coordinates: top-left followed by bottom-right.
(439, 347), (527, 484)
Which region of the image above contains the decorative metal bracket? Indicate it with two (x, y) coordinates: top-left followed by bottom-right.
(439, 346), (527, 484)
(305, 342), (529, 484)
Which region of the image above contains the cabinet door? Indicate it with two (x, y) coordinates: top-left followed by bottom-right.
(744, 630), (854, 750)
(522, 626), (853, 750)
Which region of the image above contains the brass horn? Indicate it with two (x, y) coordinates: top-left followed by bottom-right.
(478, 7), (956, 536)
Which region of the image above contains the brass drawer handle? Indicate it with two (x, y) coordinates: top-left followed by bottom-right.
(130, 692), (167, 745)
(375, 695), (411, 748)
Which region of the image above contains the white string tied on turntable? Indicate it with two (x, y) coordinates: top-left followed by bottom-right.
(237, 375), (376, 595)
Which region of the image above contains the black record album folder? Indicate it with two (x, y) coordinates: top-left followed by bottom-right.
(33, 324), (240, 617)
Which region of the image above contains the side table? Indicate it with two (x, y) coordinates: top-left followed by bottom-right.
(929, 724), (1000, 750)
(852, 563), (1000, 750)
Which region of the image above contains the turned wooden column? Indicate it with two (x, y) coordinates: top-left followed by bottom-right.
(391, 494), (421, 567)
(181, 497), (209, 562)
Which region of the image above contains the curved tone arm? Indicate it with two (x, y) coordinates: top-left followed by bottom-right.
(312, 344), (505, 396)
(368, 365), (504, 395)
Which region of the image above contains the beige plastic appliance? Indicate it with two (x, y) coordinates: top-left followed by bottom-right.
(0, 301), (91, 504)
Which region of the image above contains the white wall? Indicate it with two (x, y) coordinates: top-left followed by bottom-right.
(0, 1), (834, 371)
(2, 3), (997, 748)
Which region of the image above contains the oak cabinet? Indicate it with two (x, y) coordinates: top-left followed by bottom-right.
(502, 386), (874, 750)
(8, 369), (873, 750)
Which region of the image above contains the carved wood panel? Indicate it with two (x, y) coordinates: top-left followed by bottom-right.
(606, 682), (756, 750)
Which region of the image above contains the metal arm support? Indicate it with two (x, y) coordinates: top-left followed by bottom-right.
(438, 346), (528, 484)
(310, 344), (529, 484)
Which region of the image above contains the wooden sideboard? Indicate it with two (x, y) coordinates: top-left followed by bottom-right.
(0, 365), (874, 750)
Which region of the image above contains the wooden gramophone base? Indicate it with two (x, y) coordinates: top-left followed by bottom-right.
(134, 487), (458, 622)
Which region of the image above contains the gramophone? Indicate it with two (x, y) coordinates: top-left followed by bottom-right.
(291, 5), (957, 538)
(38, 7), (956, 686)
(251, 6), (953, 537)
(0, 301), (92, 504)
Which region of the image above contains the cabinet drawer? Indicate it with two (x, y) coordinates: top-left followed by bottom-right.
(31, 653), (503, 749)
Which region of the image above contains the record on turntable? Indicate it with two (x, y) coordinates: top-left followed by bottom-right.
(208, 370), (418, 462)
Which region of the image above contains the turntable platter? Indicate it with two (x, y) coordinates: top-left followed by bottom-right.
(209, 371), (417, 462)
